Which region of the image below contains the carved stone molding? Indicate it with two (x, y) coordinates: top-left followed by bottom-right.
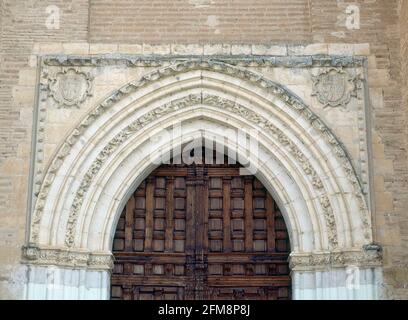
(21, 244), (382, 273)
(46, 68), (93, 108)
(22, 244), (113, 271)
(312, 67), (362, 108)
(64, 93), (338, 248)
(42, 54), (366, 68)
(65, 94), (201, 246)
(31, 59), (370, 246)
(289, 245), (382, 271)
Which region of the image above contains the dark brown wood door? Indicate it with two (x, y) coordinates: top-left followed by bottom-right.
(111, 161), (291, 300)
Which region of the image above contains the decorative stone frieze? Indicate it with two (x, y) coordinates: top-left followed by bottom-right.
(22, 243), (113, 271)
(289, 245), (382, 271)
(42, 54), (366, 68)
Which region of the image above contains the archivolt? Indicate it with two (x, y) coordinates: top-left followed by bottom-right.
(30, 60), (372, 255)
(65, 93), (339, 248)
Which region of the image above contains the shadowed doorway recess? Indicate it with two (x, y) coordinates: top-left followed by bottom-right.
(111, 153), (291, 300)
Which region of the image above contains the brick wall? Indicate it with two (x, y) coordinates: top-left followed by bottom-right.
(308, 0), (408, 299)
(0, 0), (89, 299)
(0, 0), (407, 299)
(89, 0), (312, 43)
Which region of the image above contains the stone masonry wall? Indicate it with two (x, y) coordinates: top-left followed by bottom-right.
(0, 0), (407, 299)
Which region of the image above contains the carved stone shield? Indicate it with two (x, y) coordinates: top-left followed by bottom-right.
(49, 68), (92, 108)
(60, 72), (83, 103)
(312, 68), (357, 108)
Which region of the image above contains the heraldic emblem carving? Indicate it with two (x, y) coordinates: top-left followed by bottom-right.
(312, 68), (358, 108)
(48, 68), (93, 108)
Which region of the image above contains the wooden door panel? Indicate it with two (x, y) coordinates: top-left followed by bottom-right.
(111, 162), (291, 300)
(111, 285), (185, 300)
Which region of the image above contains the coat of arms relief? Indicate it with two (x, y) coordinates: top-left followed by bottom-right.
(312, 68), (362, 109)
(47, 68), (93, 108)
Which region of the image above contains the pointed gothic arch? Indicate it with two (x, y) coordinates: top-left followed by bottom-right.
(23, 61), (382, 300)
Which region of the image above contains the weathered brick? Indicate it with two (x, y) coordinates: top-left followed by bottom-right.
(0, 0), (407, 300)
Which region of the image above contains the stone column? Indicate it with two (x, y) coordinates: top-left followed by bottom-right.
(289, 247), (383, 300)
(23, 265), (110, 300)
(292, 267), (383, 300)
(21, 245), (113, 300)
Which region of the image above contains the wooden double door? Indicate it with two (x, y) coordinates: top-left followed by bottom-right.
(111, 160), (291, 300)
